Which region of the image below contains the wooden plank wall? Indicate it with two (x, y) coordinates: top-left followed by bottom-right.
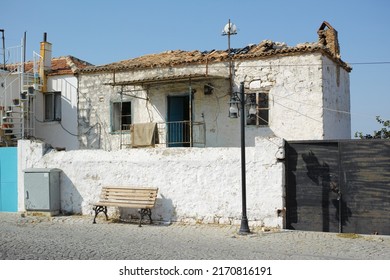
(286, 140), (390, 235)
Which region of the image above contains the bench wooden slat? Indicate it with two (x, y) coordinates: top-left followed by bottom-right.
(98, 195), (156, 201)
(94, 202), (155, 208)
(95, 200), (156, 206)
(99, 191), (157, 203)
(95, 198), (156, 205)
(100, 191), (156, 198)
(100, 192), (157, 197)
(101, 190), (157, 195)
(92, 186), (158, 226)
(102, 189), (156, 195)
(100, 196), (156, 200)
(102, 187), (157, 192)
(96, 187), (158, 198)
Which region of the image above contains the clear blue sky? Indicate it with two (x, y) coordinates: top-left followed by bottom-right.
(2, 0), (389, 137)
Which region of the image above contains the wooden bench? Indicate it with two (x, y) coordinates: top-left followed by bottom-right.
(92, 186), (158, 226)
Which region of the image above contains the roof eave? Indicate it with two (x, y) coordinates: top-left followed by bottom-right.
(78, 46), (352, 74)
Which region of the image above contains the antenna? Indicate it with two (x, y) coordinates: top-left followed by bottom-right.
(0, 29), (5, 70)
(221, 19), (238, 96)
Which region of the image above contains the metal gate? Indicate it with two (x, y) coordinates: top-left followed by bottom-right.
(286, 140), (390, 235)
(0, 147), (18, 212)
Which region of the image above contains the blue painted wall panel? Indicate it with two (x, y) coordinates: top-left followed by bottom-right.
(0, 147), (18, 212)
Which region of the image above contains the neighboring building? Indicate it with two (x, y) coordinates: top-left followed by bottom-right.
(33, 55), (92, 150)
(0, 34), (92, 149)
(76, 21), (351, 151)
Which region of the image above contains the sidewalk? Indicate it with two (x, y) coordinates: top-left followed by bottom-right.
(1, 212), (389, 260)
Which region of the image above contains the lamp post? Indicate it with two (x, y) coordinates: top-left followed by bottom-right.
(238, 82), (250, 234)
(227, 83), (250, 234)
(223, 20), (250, 234)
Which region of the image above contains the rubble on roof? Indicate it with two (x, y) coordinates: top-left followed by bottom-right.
(80, 21), (351, 73)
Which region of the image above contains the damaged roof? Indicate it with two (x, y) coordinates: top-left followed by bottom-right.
(80, 39), (351, 74)
(5, 56), (93, 75)
(46, 56), (93, 76)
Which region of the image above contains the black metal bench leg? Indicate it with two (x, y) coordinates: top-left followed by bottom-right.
(138, 209), (152, 227)
(148, 210), (153, 224)
(92, 206), (108, 224)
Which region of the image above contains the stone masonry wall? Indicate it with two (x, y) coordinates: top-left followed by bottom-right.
(77, 52), (351, 150)
(18, 137), (285, 228)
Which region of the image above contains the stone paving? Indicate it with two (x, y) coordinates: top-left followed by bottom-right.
(1, 213), (389, 260)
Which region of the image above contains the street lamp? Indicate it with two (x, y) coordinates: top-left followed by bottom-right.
(223, 20), (252, 234)
(222, 20), (250, 234)
(229, 82), (251, 234)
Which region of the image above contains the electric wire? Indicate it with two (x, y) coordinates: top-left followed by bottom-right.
(3, 54), (389, 144)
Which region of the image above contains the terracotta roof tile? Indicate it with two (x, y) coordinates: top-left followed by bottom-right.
(80, 39), (351, 73)
(5, 56), (93, 75)
(48, 56), (93, 75)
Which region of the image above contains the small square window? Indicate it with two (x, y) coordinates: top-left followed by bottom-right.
(246, 92), (269, 126)
(111, 101), (132, 131)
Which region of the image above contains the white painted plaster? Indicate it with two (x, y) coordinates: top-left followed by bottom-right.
(78, 52), (351, 151)
(321, 56), (351, 139)
(34, 75), (79, 150)
(18, 138), (285, 228)
(0, 71), (80, 149)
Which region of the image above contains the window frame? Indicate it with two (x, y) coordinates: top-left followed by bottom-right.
(44, 91), (62, 122)
(246, 91), (269, 126)
(110, 100), (132, 132)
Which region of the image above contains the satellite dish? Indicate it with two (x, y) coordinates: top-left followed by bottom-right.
(222, 22), (237, 35)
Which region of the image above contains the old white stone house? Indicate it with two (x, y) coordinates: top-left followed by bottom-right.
(16, 22), (352, 228)
(76, 21), (351, 151)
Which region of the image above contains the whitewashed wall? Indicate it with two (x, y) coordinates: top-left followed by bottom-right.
(236, 53), (325, 140)
(78, 52), (351, 150)
(18, 137), (285, 228)
(321, 56), (351, 139)
(34, 75), (79, 150)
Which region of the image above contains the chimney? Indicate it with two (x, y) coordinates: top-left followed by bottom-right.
(39, 32), (52, 92)
(317, 21), (340, 58)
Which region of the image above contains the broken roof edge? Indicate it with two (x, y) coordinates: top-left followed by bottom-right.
(240, 44), (352, 72)
(318, 48), (352, 72)
(79, 42), (351, 74)
(47, 55), (94, 76)
(4, 55), (94, 76)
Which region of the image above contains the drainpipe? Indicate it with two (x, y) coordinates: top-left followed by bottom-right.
(120, 86), (123, 149)
(189, 78), (193, 147)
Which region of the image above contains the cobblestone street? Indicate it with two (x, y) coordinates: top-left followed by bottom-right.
(1, 213), (389, 260)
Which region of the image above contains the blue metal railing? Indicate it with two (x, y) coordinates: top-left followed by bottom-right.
(157, 121), (205, 147)
(120, 121), (206, 148)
